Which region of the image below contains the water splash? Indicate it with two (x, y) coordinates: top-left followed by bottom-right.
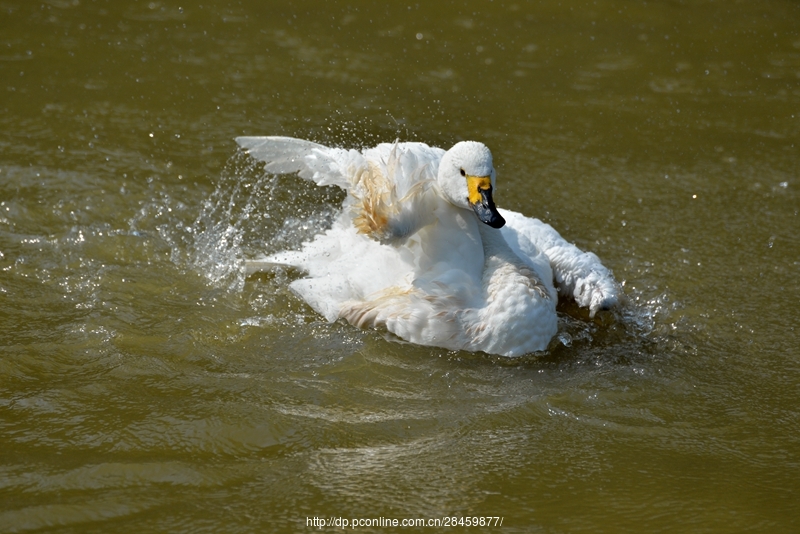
(134, 146), (690, 362)
(188, 156), (264, 291)
(185, 150), (343, 292)
(621, 282), (685, 337)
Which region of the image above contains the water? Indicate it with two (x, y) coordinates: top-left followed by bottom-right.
(1, 0), (799, 532)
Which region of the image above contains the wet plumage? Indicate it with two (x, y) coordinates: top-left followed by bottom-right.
(238, 136), (618, 356)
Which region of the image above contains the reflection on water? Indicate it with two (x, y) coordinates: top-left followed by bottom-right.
(1, 0), (799, 531)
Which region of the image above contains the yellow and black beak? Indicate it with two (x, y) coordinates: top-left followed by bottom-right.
(467, 175), (505, 229)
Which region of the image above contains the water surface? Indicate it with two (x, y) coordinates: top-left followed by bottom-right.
(1, 0), (799, 532)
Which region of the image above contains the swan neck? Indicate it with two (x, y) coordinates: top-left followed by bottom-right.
(476, 220), (510, 256)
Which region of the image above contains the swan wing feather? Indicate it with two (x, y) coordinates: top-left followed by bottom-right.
(236, 136), (364, 188)
(499, 208), (618, 316)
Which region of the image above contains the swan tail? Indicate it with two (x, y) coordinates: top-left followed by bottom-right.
(244, 256), (289, 275)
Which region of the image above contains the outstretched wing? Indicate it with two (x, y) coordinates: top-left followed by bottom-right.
(237, 136), (445, 245)
(235, 136), (365, 188)
(499, 208), (619, 316)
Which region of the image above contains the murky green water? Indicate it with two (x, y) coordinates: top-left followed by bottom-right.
(1, 0), (799, 532)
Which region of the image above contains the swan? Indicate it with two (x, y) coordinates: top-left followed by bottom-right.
(236, 136), (618, 357)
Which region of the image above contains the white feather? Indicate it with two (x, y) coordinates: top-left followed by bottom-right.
(238, 137), (619, 356)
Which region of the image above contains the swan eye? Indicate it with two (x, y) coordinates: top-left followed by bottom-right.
(459, 168), (466, 177)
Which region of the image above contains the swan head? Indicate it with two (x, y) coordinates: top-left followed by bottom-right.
(438, 141), (506, 228)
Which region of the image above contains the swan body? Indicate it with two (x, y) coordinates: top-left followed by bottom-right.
(237, 136), (618, 357)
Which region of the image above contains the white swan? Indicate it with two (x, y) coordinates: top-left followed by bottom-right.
(237, 136), (618, 357)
